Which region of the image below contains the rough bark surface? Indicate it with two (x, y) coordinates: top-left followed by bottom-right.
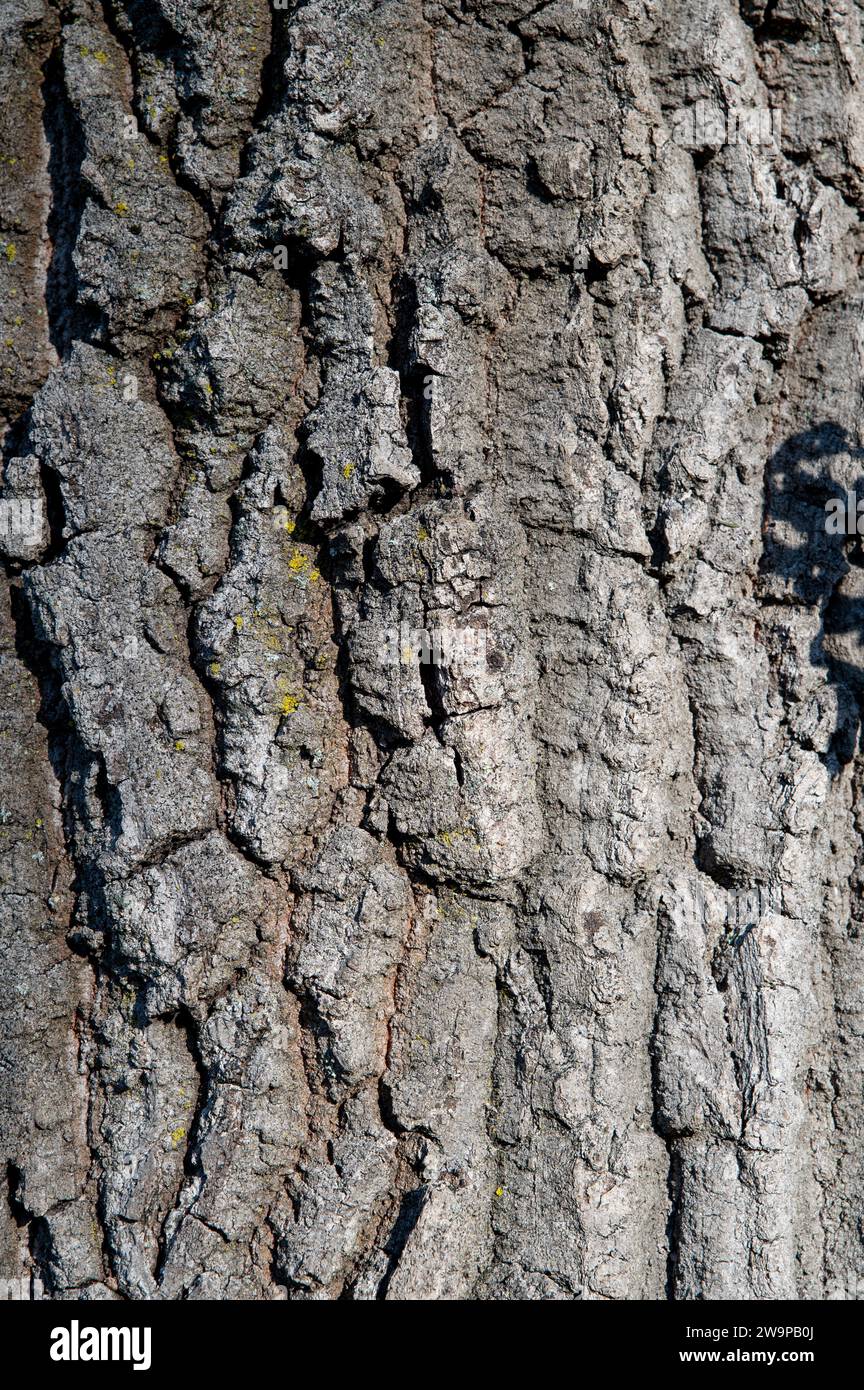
(1, 0), (863, 1301)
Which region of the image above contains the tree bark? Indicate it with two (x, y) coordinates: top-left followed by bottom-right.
(1, 0), (862, 1300)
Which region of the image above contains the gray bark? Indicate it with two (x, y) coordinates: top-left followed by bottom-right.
(1, 0), (862, 1300)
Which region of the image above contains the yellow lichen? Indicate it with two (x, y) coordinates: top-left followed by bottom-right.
(233, 614), (244, 632)
(280, 693), (300, 715)
(341, 461), (355, 479)
(438, 824), (480, 849)
(5, 243), (16, 263)
(94, 49), (109, 65)
(170, 1126), (186, 1147)
(114, 201), (129, 216)
(174, 739), (186, 752)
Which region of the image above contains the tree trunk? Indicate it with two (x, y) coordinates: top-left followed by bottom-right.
(1, 0), (862, 1301)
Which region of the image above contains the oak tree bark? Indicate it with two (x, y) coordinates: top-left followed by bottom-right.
(1, 0), (862, 1300)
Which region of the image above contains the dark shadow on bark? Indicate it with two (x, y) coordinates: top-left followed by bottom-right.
(42, 41), (107, 355)
(761, 422), (864, 770)
(375, 1184), (428, 1300)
